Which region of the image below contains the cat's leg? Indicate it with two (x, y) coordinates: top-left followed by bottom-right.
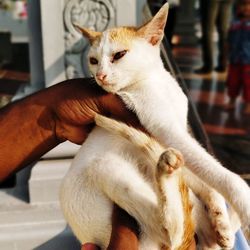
(60, 167), (113, 248)
(190, 189), (222, 250)
(183, 168), (235, 249)
(89, 154), (170, 246)
(164, 130), (250, 228)
(154, 148), (190, 248)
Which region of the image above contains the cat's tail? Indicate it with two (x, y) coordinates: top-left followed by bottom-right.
(94, 114), (165, 166)
(94, 114), (192, 248)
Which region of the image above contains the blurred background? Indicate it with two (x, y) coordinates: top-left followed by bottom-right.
(0, 0), (249, 249)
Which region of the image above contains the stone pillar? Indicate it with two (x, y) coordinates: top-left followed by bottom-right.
(40, 0), (66, 87)
(13, 0), (45, 100)
(27, 0), (44, 90)
(15, 0), (67, 91)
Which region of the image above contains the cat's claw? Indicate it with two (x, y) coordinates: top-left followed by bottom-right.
(215, 230), (235, 250)
(208, 207), (235, 249)
(157, 148), (184, 175)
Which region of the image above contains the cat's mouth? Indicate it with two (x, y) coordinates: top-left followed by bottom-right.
(96, 78), (114, 89)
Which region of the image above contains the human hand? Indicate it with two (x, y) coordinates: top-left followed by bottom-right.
(50, 78), (140, 144)
(107, 204), (139, 250)
(81, 243), (101, 250)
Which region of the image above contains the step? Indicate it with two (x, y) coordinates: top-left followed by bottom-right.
(0, 201), (80, 250)
(0, 143), (82, 249)
(29, 159), (72, 204)
(42, 141), (81, 159)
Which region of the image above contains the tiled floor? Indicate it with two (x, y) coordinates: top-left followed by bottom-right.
(173, 45), (250, 181)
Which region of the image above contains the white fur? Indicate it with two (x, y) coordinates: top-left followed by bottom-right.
(60, 125), (184, 249)
(60, 3), (249, 249)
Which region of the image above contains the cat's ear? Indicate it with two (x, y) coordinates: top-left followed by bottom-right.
(138, 3), (169, 46)
(74, 24), (101, 44)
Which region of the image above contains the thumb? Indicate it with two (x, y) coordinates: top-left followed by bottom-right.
(81, 243), (101, 250)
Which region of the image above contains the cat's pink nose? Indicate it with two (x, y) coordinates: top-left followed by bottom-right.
(96, 72), (107, 82)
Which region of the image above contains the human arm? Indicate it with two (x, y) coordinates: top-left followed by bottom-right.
(0, 77), (140, 181)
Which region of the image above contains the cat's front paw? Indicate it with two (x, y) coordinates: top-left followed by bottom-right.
(157, 147), (184, 175)
(208, 207), (235, 249)
(214, 225), (235, 249)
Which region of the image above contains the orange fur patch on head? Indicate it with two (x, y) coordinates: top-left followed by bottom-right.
(108, 27), (138, 47)
(74, 24), (102, 44)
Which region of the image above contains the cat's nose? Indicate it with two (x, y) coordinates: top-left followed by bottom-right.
(96, 72), (107, 82)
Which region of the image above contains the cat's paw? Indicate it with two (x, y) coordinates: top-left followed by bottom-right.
(214, 225), (235, 249)
(208, 207), (235, 249)
(157, 147), (184, 175)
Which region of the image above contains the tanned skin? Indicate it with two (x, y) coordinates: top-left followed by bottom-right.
(0, 78), (140, 178)
(0, 78), (196, 250)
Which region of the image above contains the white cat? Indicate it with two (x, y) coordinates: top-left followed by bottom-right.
(61, 114), (195, 249)
(94, 114), (241, 250)
(60, 3), (249, 249)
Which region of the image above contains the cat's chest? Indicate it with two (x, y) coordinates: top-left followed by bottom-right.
(118, 85), (187, 129)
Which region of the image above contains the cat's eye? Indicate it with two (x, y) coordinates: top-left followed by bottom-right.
(89, 57), (98, 65)
(112, 50), (127, 62)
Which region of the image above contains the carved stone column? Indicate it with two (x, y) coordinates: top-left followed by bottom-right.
(64, 0), (116, 78)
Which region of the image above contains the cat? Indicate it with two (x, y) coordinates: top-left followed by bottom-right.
(60, 2), (249, 249)
(60, 110), (196, 249)
(95, 114), (195, 249)
(94, 113), (241, 249)
(61, 115), (195, 248)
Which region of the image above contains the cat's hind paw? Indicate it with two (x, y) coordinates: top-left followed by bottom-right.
(157, 147), (184, 176)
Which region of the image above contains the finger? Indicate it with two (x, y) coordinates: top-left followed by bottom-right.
(81, 243), (101, 250)
(107, 204), (139, 250)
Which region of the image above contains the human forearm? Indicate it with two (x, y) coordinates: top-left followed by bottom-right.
(0, 89), (59, 181)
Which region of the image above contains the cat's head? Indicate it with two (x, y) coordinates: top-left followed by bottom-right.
(75, 3), (169, 93)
